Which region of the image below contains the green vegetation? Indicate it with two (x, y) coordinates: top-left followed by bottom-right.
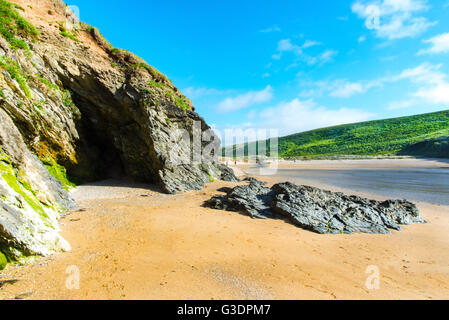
(149, 79), (164, 89)
(400, 136), (449, 158)
(62, 89), (74, 107)
(131, 62), (153, 71)
(126, 58), (169, 83)
(57, 21), (79, 42)
(208, 174), (215, 183)
(33, 102), (44, 114)
(278, 110), (449, 158)
(82, 23), (114, 51)
(228, 110), (449, 159)
(0, 55), (31, 98)
(85, 25), (95, 33)
(109, 46), (189, 112)
(0, 153), (51, 222)
(59, 24), (79, 42)
(175, 96), (190, 112)
(60, 30), (79, 42)
(36, 73), (59, 91)
(164, 90), (190, 112)
(147, 66), (168, 82)
(42, 157), (76, 190)
(0, 251), (7, 270)
(0, 0), (38, 50)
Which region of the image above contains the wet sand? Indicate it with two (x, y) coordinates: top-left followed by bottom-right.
(0, 160), (448, 300)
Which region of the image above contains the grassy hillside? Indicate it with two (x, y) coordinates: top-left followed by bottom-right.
(227, 110), (449, 159)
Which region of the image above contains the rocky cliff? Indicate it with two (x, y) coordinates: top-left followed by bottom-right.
(0, 0), (235, 264)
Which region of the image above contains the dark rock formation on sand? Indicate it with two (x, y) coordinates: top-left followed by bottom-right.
(205, 179), (425, 234)
(0, 0), (236, 260)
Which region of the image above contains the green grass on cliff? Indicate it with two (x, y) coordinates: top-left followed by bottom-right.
(0, 55), (31, 97)
(228, 110), (449, 159)
(0, 0), (38, 50)
(58, 21), (79, 42)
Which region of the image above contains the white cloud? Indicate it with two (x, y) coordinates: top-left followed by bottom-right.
(299, 62), (449, 109)
(260, 25), (281, 33)
(319, 50), (338, 64)
(394, 63), (449, 104)
(298, 80), (328, 98)
(183, 87), (234, 99)
(330, 82), (365, 98)
(415, 82), (449, 104)
(216, 86), (273, 113)
(256, 99), (374, 136)
(418, 32), (449, 55)
(247, 110), (257, 120)
(387, 99), (416, 110)
(184, 87), (220, 99)
(351, 0), (436, 40)
(273, 39), (338, 66)
(302, 40), (322, 49)
(358, 35), (367, 42)
(394, 63), (445, 84)
(301, 79), (381, 99)
(277, 39), (302, 53)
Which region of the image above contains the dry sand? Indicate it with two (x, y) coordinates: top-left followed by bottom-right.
(1, 160), (448, 300)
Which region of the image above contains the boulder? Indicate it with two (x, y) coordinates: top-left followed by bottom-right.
(205, 179), (274, 219)
(204, 179), (425, 234)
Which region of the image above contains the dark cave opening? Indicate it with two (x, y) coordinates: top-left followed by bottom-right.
(68, 93), (127, 182)
(81, 116), (125, 179)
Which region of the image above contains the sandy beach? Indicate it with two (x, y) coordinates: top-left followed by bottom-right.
(1, 159), (448, 300)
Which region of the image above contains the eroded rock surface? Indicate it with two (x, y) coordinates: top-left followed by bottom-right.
(205, 179), (425, 234)
(0, 0), (235, 260)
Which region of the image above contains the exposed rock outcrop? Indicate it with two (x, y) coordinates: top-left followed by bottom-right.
(204, 179), (425, 234)
(0, 0), (235, 261)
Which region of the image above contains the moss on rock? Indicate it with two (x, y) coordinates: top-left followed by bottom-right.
(0, 251), (7, 270)
(0, 154), (51, 222)
(42, 157), (76, 190)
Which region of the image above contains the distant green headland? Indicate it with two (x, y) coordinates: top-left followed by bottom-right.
(225, 110), (449, 159)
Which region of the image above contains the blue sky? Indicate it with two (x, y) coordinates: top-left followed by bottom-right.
(70, 0), (449, 136)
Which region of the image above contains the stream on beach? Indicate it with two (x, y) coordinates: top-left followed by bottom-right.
(245, 162), (449, 206)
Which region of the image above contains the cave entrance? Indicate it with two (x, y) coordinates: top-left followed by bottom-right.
(83, 116), (125, 180)
(69, 94), (127, 183)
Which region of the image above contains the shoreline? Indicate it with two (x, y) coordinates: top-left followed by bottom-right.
(231, 157), (449, 169)
(0, 159), (448, 300)
(235, 157), (449, 206)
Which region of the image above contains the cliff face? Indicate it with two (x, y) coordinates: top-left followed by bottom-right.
(0, 0), (235, 262)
